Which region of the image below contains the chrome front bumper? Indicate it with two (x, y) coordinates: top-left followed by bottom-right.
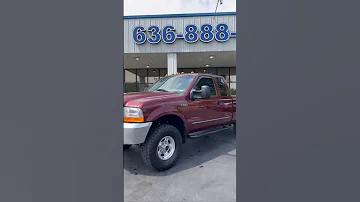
(123, 122), (152, 145)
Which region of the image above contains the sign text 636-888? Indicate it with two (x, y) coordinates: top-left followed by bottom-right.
(133, 24), (236, 45)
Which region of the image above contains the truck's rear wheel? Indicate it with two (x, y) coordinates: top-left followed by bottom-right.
(140, 124), (182, 171)
(123, 144), (132, 150)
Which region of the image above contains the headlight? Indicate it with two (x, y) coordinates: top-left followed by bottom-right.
(124, 107), (144, 123)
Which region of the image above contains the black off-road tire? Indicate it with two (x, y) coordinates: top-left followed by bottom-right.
(140, 124), (182, 171)
(123, 144), (132, 150)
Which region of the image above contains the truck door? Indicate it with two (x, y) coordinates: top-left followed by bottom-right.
(185, 76), (224, 132)
(214, 77), (234, 125)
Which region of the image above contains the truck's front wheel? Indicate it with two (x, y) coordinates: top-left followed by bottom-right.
(140, 124), (182, 171)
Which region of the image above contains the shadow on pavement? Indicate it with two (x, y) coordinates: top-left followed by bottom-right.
(124, 128), (236, 176)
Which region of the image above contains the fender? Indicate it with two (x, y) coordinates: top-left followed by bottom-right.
(145, 105), (189, 131)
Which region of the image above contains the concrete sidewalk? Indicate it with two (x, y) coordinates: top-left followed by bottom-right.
(124, 130), (236, 202)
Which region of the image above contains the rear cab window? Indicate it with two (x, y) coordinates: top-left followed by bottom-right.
(215, 77), (229, 97)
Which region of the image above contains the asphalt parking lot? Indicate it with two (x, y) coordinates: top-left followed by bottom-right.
(124, 129), (236, 202)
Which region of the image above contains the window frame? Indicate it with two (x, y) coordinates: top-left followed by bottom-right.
(191, 76), (218, 97)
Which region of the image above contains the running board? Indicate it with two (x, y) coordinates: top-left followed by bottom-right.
(187, 126), (230, 139)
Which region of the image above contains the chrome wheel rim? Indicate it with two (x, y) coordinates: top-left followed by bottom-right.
(157, 136), (176, 160)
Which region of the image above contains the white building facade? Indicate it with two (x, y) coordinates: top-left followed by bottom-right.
(124, 12), (236, 95)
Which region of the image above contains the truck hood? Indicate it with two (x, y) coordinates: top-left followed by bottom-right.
(124, 92), (182, 107)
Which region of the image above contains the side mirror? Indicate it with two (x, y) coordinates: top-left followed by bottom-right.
(200, 85), (211, 99)
(190, 85), (211, 100)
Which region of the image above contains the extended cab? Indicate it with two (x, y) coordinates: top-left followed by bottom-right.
(123, 73), (236, 171)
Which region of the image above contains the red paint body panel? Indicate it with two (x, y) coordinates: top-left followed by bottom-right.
(124, 74), (236, 134)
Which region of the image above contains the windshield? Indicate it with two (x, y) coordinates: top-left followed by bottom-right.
(145, 74), (196, 94)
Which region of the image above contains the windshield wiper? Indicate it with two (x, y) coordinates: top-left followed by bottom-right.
(155, 89), (168, 92)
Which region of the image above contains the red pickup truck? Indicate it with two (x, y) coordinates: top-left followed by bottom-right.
(123, 73), (236, 171)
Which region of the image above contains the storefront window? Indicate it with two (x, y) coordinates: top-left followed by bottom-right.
(217, 67), (230, 87)
(125, 69), (136, 83)
(137, 83), (150, 92)
(147, 68), (160, 84)
(136, 69), (147, 84)
(194, 67), (216, 75)
(124, 69), (137, 93)
(159, 69), (167, 78)
(125, 67), (236, 94)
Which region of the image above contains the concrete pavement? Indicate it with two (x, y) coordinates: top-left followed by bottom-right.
(124, 130), (236, 202)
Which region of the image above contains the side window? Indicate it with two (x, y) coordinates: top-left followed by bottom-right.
(193, 77), (217, 96)
(216, 77), (228, 96)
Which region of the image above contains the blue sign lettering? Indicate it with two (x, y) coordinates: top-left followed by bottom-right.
(200, 24), (214, 43)
(133, 26), (147, 44)
(147, 25), (161, 44)
(133, 24), (236, 44)
(162, 25), (176, 44)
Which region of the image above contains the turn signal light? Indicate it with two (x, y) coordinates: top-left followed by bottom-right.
(176, 72), (180, 74)
(124, 117), (144, 123)
(181, 72), (184, 74)
(165, 74), (168, 76)
(191, 71), (194, 74)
